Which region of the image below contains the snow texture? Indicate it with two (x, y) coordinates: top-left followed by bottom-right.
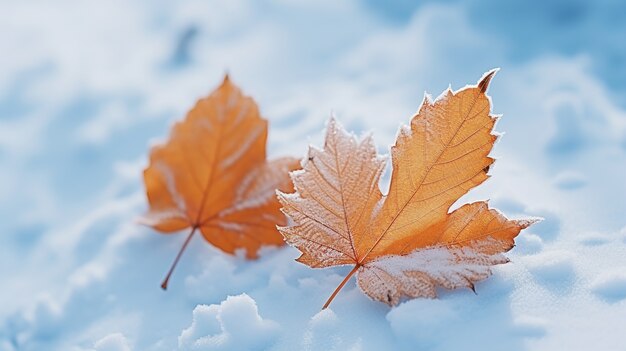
(2, 1), (626, 350)
(93, 334), (132, 351)
(178, 294), (279, 351)
(591, 272), (626, 303)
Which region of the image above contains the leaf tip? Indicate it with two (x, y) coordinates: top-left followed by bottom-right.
(326, 115), (336, 127)
(421, 92), (433, 108)
(519, 216), (543, 229)
(324, 116), (346, 145)
(478, 69), (499, 93)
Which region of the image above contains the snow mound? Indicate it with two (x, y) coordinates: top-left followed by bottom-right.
(0, 341), (14, 351)
(302, 309), (360, 351)
(386, 274), (540, 351)
(524, 251), (576, 290)
(92, 333), (131, 351)
(386, 298), (458, 349)
(579, 233), (611, 247)
(528, 209), (561, 242)
(512, 315), (547, 338)
(591, 272), (626, 303)
(513, 233), (543, 255)
(178, 294), (280, 351)
(553, 171), (587, 190)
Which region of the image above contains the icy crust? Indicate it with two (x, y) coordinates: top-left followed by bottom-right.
(357, 239), (509, 305)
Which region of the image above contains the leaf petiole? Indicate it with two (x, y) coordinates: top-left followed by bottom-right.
(322, 264), (361, 309)
(161, 226), (198, 290)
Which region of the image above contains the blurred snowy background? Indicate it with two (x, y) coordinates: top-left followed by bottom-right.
(2, 0), (626, 350)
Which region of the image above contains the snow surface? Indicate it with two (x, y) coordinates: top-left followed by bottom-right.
(2, 1), (626, 350)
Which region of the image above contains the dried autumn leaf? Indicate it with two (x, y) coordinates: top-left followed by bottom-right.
(142, 76), (300, 289)
(278, 70), (538, 308)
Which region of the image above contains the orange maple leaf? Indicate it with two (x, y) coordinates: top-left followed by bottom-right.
(278, 71), (538, 308)
(142, 76), (300, 289)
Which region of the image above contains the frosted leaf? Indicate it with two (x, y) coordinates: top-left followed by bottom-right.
(357, 239), (509, 305)
(278, 118), (386, 267)
(277, 72), (537, 308)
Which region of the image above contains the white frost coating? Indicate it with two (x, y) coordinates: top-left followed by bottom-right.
(155, 161), (187, 212)
(432, 86), (453, 104)
(370, 195), (384, 220)
(219, 124), (263, 171)
(228, 188), (270, 213)
(289, 234), (350, 267)
(195, 117), (214, 134)
(215, 221), (246, 233)
(277, 190), (299, 201)
(230, 98), (251, 126)
(278, 197), (355, 266)
(220, 159), (295, 217)
(279, 118), (387, 266)
(232, 166), (280, 211)
(226, 88), (239, 110)
(358, 239), (509, 305)
(399, 124), (411, 138)
(307, 148), (339, 190)
(370, 244), (500, 279)
(139, 208), (186, 226)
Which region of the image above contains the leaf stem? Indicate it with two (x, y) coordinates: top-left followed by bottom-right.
(322, 264), (361, 309)
(161, 226), (197, 290)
